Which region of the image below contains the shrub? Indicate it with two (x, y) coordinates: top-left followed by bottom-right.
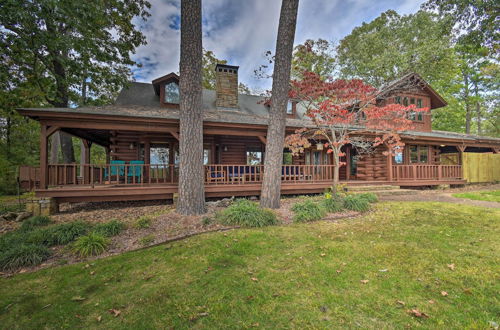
(0, 231), (26, 251)
(292, 199), (326, 223)
(93, 220), (125, 237)
(0, 244), (51, 270)
(322, 194), (345, 213)
(343, 195), (370, 212)
(216, 199), (278, 227)
(357, 193), (378, 203)
(135, 216), (152, 229)
(139, 234), (155, 246)
(48, 221), (92, 246)
(201, 216), (213, 226)
(72, 233), (109, 258)
(20, 216), (52, 231)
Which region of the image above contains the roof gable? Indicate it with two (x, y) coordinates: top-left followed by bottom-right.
(151, 72), (179, 96)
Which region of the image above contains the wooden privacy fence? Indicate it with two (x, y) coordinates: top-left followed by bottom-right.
(462, 153), (500, 183)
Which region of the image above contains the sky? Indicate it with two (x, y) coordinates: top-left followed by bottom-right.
(132, 0), (425, 91)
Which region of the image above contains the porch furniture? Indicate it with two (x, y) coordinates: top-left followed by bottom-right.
(105, 160), (125, 182)
(127, 160), (144, 183)
(206, 166), (227, 182)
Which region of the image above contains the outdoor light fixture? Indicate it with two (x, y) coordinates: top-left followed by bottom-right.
(440, 144), (446, 147)
(223, 145), (228, 152)
(129, 142), (135, 150)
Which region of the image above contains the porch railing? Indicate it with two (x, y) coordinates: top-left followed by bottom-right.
(22, 163), (463, 189)
(392, 165), (462, 181)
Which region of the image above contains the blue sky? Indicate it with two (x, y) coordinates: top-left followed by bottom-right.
(132, 0), (425, 91)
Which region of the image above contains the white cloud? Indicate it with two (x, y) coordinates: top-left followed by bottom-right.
(132, 0), (426, 90)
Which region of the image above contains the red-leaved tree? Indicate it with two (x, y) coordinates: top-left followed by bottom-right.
(285, 72), (429, 191)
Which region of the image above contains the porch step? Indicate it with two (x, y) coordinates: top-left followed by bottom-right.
(360, 189), (419, 197)
(346, 185), (400, 192)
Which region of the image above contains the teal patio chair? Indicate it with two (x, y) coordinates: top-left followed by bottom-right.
(127, 160), (144, 183)
(105, 160), (125, 182)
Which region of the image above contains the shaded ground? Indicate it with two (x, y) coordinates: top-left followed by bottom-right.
(380, 183), (500, 208)
(1, 202), (498, 329)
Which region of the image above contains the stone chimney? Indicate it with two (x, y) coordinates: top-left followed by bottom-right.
(215, 64), (239, 108)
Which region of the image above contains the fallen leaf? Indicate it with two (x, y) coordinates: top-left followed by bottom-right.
(447, 263), (455, 271)
(108, 309), (121, 317)
(441, 291), (448, 297)
(379, 269), (388, 272)
(396, 300), (405, 306)
(251, 323), (260, 327)
(360, 280), (369, 284)
(251, 277), (258, 282)
(71, 296), (86, 301)
(320, 253), (326, 257)
(336, 269), (342, 273)
(319, 306), (328, 313)
(428, 300), (435, 304)
(96, 316), (102, 322)
(463, 288), (472, 295)
(408, 309), (429, 318)
(246, 296), (254, 300)
(90, 271), (95, 275)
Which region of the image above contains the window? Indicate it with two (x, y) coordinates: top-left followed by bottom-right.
(409, 145), (428, 163)
(395, 96), (401, 104)
(403, 97), (409, 106)
(246, 146), (263, 165)
(416, 99), (423, 108)
(286, 100), (294, 115)
(164, 82), (179, 104)
(408, 111), (416, 121)
(150, 147), (169, 164)
(203, 146), (211, 165)
(416, 99), (423, 121)
(410, 98), (415, 105)
(393, 147), (403, 164)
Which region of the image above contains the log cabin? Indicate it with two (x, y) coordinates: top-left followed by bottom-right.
(17, 64), (500, 204)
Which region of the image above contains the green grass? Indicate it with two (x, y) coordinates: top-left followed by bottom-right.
(93, 220), (126, 237)
(343, 194), (371, 212)
(452, 190), (500, 202)
(134, 216), (152, 229)
(0, 202), (499, 328)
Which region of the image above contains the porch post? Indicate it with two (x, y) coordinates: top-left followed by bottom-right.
(386, 145), (393, 182)
(345, 147), (351, 181)
(144, 140), (150, 182)
(40, 125), (49, 189)
(105, 147), (111, 164)
(82, 140), (92, 184)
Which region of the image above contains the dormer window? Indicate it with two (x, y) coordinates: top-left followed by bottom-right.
(164, 82), (179, 104)
(286, 100), (293, 115)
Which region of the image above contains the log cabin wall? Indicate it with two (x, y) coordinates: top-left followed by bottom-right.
(356, 146), (388, 181)
(387, 90), (432, 132)
(218, 136), (264, 164)
(109, 131), (141, 162)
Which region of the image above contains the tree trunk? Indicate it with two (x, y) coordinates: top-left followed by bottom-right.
(463, 71), (472, 134)
(331, 149), (340, 193)
(473, 80), (481, 135)
(177, 0), (205, 215)
(260, 0), (300, 209)
(50, 132), (60, 164)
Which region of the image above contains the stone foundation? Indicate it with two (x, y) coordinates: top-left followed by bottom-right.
(26, 197), (59, 216)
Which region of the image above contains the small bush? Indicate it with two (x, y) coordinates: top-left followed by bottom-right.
(292, 199), (326, 223)
(216, 199), (278, 227)
(93, 220), (125, 237)
(343, 195), (370, 212)
(20, 216), (52, 231)
(0, 231), (26, 251)
(0, 244), (51, 270)
(356, 193), (378, 203)
(139, 234), (155, 246)
(48, 221), (92, 245)
(72, 233), (109, 258)
(135, 216), (152, 229)
(322, 194), (345, 213)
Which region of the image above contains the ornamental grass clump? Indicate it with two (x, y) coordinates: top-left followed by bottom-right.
(216, 199), (278, 227)
(48, 221), (92, 246)
(134, 216), (152, 229)
(0, 244), (51, 271)
(72, 233), (109, 258)
(292, 199), (326, 223)
(20, 215), (52, 231)
(356, 192), (378, 203)
(343, 195), (370, 212)
(93, 220), (125, 237)
(322, 192), (345, 213)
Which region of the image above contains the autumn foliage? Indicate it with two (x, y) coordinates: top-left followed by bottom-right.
(286, 71), (429, 186)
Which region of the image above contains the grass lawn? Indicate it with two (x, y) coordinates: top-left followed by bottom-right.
(452, 190), (500, 203)
(1, 202), (499, 329)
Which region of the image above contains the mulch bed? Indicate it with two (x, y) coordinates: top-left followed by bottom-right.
(0, 197), (360, 276)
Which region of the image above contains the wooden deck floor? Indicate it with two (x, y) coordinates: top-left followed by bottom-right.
(35, 179), (466, 203)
